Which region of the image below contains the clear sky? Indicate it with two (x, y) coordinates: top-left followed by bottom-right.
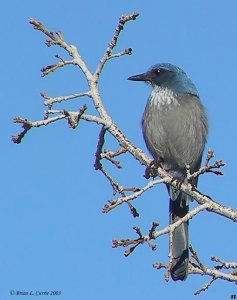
(1, 1), (237, 299)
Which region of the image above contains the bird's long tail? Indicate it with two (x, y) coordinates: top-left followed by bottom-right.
(168, 186), (189, 281)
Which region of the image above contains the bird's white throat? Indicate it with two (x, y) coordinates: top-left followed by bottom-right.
(149, 86), (179, 110)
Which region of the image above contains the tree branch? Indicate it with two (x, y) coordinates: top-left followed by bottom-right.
(189, 246), (237, 294)
(94, 13), (139, 79)
(42, 91), (91, 108)
(13, 14), (237, 292)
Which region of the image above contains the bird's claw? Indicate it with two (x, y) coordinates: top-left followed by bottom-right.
(170, 176), (184, 189)
(144, 160), (161, 179)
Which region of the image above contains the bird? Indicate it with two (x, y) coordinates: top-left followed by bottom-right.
(128, 63), (208, 281)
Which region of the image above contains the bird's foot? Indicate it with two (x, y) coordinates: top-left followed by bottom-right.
(170, 176), (184, 189)
(144, 160), (161, 179)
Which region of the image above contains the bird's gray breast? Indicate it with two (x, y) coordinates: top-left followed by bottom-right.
(142, 87), (208, 175)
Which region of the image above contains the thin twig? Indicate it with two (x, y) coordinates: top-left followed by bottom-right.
(113, 204), (209, 255)
(64, 104), (87, 128)
(101, 148), (127, 168)
(41, 59), (74, 76)
(94, 126), (137, 201)
(94, 12), (139, 78)
(189, 245), (207, 272)
(194, 278), (217, 295)
(94, 126), (107, 171)
(103, 177), (167, 213)
(94, 126), (122, 194)
(187, 150), (225, 181)
(12, 110), (104, 143)
(108, 48), (132, 59)
(29, 18), (93, 78)
(112, 223), (157, 256)
(42, 91), (91, 108)
(188, 246), (237, 294)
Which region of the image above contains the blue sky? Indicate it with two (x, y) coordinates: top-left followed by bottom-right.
(1, 1), (237, 299)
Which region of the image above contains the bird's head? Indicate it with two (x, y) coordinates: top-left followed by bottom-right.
(128, 63), (198, 96)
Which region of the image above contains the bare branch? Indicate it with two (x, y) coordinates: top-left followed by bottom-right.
(63, 104), (87, 128)
(103, 177), (167, 213)
(93, 126), (139, 214)
(29, 18), (59, 43)
(211, 256), (237, 269)
(112, 203), (209, 254)
(108, 48), (132, 60)
(102, 148), (127, 159)
(12, 108), (99, 143)
(29, 18), (93, 78)
(100, 148), (127, 168)
(187, 150), (225, 181)
(12, 115), (65, 143)
(190, 264), (237, 283)
(42, 91), (91, 108)
(112, 223), (157, 256)
(41, 59), (74, 77)
(194, 278), (217, 295)
(189, 246), (237, 294)
(94, 12), (139, 78)
(94, 126), (107, 171)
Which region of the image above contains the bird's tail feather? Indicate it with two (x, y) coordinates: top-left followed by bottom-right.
(168, 186), (189, 281)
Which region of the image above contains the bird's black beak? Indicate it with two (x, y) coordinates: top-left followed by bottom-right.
(127, 72), (148, 82)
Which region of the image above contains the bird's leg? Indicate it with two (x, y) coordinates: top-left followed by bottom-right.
(144, 159), (161, 179)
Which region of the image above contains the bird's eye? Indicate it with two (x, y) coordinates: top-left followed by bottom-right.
(155, 68), (164, 75)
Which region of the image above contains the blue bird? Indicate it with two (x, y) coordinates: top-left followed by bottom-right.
(128, 63), (208, 281)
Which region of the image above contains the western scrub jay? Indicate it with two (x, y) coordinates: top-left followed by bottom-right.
(128, 63), (208, 281)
